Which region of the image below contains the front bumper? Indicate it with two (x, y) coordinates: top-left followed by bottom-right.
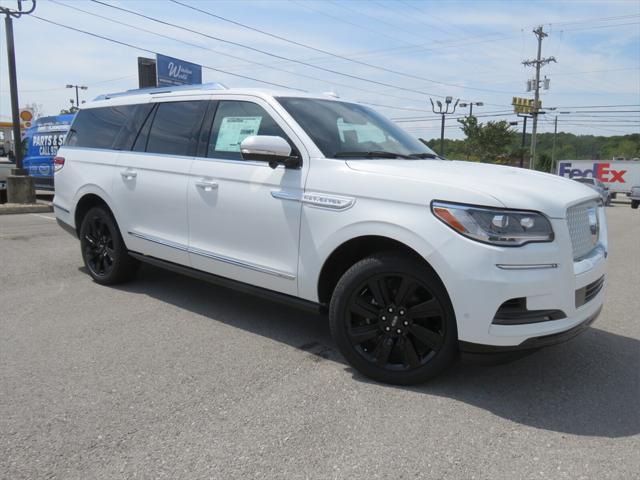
(424, 207), (607, 350)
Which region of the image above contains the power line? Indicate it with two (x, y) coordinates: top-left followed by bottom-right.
(547, 13), (640, 27)
(168, 0), (521, 96)
(50, 0), (436, 106)
(29, 15), (306, 92)
(87, 0), (452, 99)
(561, 21), (640, 33)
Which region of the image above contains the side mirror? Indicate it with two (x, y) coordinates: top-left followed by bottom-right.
(240, 135), (300, 169)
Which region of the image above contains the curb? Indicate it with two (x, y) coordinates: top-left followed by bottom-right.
(0, 203), (53, 215)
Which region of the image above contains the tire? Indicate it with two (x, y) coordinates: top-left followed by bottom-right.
(632, 200), (639, 209)
(79, 206), (139, 285)
(329, 253), (457, 385)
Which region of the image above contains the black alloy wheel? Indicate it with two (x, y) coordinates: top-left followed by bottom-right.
(329, 254), (456, 385)
(83, 214), (116, 277)
(79, 206), (139, 285)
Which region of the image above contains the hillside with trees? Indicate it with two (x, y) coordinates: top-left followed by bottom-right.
(423, 117), (639, 172)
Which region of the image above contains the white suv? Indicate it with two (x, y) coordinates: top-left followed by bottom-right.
(54, 84), (607, 385)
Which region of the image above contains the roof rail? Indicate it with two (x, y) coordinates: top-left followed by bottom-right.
(93, 82), (229, 101)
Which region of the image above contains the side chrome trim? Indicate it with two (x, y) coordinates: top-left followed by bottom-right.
(302, 192), (355, 211)
(189, 246), (296, 280)
(128, 230), (295, 280)
(271, 190), (302, 202)
(496, 263), (558, 270)
(128, 231), (189, 251)
(52, 203), (70, 213)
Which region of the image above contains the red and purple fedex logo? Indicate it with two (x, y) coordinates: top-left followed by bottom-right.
(559, 162), (627, 183)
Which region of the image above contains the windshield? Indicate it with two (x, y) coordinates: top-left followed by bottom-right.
(277, 97), (438, 159)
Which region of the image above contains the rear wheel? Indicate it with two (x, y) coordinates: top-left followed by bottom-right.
(632, 200), (639, 209)
(79, 206), (139, 285)
(329, 253), (457, 385)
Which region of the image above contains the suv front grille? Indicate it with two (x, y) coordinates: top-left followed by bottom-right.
(567, 201), (598, 260)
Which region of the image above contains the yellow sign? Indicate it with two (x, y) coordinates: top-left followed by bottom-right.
(512, 97), (541, 115)
(19, 109), (33, 122)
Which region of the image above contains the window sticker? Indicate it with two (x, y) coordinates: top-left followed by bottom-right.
(214, 116), (263, 152)
(337, 118), (386, 144)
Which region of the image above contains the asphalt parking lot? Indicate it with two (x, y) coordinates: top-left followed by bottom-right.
(1, 204), (638, 479)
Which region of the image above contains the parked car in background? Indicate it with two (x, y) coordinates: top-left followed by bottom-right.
(630, 186), (640, 209)
(54, 85), (607, 385)
(572, 177), (611, 205)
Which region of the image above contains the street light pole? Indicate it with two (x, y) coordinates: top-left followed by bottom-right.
(66, 84), (88, 109)
(458, 101), (484, 118)
(1, 0), (37, 204)
(430, 96), (459, 157)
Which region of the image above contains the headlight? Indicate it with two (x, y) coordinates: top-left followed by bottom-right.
(431, 201), (554, 246)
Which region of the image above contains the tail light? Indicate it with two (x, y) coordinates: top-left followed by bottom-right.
(54, 156), (65, 172)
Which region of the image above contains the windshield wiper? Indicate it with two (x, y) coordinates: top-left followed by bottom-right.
(408, 152), (441, 159)
(333, 151), (412, 159)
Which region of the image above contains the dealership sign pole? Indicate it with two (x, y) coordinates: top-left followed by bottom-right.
(1, 0), (37, 203)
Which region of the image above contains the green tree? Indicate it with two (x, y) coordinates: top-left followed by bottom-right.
(536, 153), (552, 173)
(59, 106), (79, 115)
(458, 116), (515, 163)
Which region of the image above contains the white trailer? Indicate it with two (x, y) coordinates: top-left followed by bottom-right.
(557, 159), (640, 197)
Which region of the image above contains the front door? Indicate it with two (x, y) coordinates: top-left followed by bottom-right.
(187, 98), (308, 295)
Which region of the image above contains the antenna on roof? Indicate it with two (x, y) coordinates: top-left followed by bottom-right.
(323, 90), (340, 99)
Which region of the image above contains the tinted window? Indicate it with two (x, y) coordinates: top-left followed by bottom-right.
(66, 105), (136, 149)
(207, 101), (291, 161)
(115, 104), (154, 150)
(277, 97), (437, 159)
(146, 101), (208, 156)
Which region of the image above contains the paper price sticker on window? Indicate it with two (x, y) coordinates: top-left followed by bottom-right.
(215, 116), (262, 152)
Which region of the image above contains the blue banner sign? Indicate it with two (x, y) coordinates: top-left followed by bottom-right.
(156, 54), (202, 86)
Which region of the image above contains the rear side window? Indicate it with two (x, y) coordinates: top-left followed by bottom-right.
(207, 101), (291, 161)
(114, 104), (154, 150)
(66, 105), (137, 149)
(145, 101), (208, 156)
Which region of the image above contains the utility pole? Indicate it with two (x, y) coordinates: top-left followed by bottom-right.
(551, 111), (570, 173)
(517, 114), (530, 168)
(430, 96), (459, 157)
(523, 26), (556, 170)
(1, 0), (37, 204)
(66, 84), (88, 107)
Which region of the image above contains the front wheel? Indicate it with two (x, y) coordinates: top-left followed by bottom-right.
(329, 253), (457, 385)
(79, 206), (139, 285)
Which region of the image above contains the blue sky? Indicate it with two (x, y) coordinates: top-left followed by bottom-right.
(0, 0), (638, 139)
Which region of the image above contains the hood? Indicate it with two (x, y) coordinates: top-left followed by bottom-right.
(345, 159), (599, 218)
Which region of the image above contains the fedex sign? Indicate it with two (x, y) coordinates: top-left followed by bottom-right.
(559, 162), (627, 183)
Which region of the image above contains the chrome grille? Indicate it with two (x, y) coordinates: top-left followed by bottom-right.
(567, 201), (599, 260)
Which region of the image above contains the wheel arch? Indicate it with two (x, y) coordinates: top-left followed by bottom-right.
(73, 188), (117, 236)
(316, 234), (448, 310)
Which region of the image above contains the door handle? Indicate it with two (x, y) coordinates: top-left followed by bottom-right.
(195, 179), (219, 192)
(120, 169), (137, 180)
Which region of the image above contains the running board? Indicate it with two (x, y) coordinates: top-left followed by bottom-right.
(128, 251), (321, 314)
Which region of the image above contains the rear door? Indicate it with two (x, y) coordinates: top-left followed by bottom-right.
(112, 98), (209, 265)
